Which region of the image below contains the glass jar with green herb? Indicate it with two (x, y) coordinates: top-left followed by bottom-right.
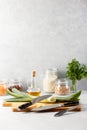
(66, 58), (87, 92)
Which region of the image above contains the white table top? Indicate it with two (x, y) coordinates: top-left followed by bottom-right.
(0, 91), (87, 130)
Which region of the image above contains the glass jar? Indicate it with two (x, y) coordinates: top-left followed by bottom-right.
(0, 80), (8, 96)
(43, 68), (58, 92)
(55, 79), (70, 95)
(8, 79), (23, 91)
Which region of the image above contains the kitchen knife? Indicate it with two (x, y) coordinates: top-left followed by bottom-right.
(32, 101), (79, 112)
(54, 105), (79, 117)
(18, 94), (52, 110)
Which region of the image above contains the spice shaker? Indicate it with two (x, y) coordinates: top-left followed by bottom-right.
(55, 78), (70, 95)
(43, 68), (58, 93)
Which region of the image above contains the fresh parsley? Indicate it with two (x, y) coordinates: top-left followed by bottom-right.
(66, 58), (87, 91)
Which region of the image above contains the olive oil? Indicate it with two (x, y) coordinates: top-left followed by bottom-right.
(27, 71), (41, 96)
(27, 91), (41, 96)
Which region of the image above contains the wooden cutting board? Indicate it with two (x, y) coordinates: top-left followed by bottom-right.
(2, 101), (81, 112)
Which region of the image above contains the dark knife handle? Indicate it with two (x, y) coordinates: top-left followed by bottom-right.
(64, 101), (79, 106)
(54, 110), (67, 117)
(18, 102), (32, 110)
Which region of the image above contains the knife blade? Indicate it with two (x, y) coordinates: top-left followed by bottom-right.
(32, 101), (79, 112)
(18, 94), (52, 110)
(54, 105), (79, 117)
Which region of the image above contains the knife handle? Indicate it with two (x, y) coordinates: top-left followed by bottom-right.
(64, 101), (79, 106)
(18, 102), (32, 110)
(54, 110), (67, 117)
(54, 105), (79, 117)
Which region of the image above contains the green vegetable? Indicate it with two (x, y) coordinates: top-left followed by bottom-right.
(6, 89), (25, 98)
(66, 58), (87, 91)
(6, 88), (35, 99)
(56, 90), (81, 102)
(5, 90), (81, 102)
(6, 88), (38, 102)
(5, 88), (81, 102)
(5, 97), (32, 102)
(11, 88), (31, 98)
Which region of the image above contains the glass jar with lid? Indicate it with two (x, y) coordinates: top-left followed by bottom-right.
(43, 68), (58, 93)
(55, 78), (70, 95)
(8, 79), (23, 91)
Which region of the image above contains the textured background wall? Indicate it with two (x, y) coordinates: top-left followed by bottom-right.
(0, 0), (87, 90)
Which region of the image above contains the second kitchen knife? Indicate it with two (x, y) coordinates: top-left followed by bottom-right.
(32, 101), (79, 112)
(18, 94), (52, 110)
(54, 105), (79, 117)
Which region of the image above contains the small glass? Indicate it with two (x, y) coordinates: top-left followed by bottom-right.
(0, 80), (8, 96)
(55, 79), (70, 95)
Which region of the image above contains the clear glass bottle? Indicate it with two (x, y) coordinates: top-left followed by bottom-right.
(55, 78), (70, 95)
(43, 68), (58, 93)
(27, 71), (41, 96)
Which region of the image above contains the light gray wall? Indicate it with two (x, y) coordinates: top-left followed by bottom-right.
(0, 0), (87, 90)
